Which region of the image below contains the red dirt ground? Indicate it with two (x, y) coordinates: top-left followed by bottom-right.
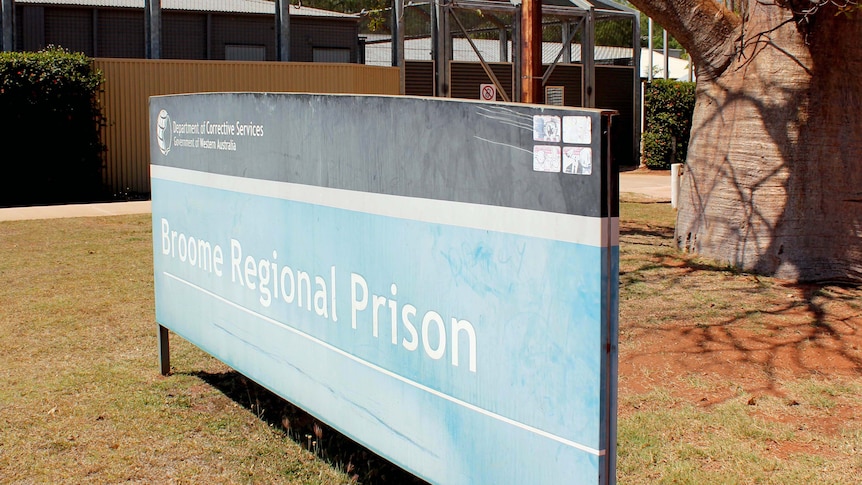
(619, 279), (862, 450)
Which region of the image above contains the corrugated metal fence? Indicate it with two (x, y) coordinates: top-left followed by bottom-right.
(95, 58), (400, 195)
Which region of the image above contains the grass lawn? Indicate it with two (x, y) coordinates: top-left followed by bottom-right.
(0, 197), (860, 483)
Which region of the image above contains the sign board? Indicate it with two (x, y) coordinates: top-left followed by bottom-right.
(151, 93), (619, 484)
(480, 83), (496, 101)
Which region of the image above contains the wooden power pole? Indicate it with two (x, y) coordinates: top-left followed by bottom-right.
(520, 0), (541, 103)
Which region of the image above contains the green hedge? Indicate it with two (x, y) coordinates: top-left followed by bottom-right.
(0, 48), (105, 206)
(642, 79), (695, 170)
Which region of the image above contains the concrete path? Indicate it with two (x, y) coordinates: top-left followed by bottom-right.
(0, 171), (670, 222)
(619, 169), (671, 201)
(0, 201), (152, 222)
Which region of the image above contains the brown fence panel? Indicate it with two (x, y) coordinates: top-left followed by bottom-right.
(449, 61), (514, 102)
(94, 59), (400, 195)
(405, 60), (435, 97)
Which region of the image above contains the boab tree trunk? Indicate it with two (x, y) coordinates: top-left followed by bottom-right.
(631, 0), (862, 282)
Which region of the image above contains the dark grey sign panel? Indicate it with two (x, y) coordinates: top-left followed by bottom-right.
(152, 93), (617, 218)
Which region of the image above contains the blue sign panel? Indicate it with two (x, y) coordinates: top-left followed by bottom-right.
(151, 93), (619, 484)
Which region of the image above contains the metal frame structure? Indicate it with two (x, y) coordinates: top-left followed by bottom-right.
(414, 0), (639, 105)
(392, 0), (641, 165)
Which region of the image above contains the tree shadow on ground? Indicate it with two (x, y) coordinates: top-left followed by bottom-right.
(619, 210), (862, 402)
(187, 370), (428, 485)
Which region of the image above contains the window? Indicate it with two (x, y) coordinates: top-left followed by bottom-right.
(225, 44), (266, 61)
(313, 48), (351, 63)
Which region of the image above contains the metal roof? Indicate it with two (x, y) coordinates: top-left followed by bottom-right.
(452, 0), (638, 18)
(364, 36), (692, 80)
(15, 0), (359, 18)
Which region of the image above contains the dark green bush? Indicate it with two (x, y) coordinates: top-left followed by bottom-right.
(642, 79), (695, 170)
(0, 47), (105, 206)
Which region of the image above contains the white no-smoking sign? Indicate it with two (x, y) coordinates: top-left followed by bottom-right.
(480, 83), (496, 101)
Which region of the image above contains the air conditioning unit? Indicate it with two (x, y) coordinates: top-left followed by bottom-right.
(545, 86), (564, 106)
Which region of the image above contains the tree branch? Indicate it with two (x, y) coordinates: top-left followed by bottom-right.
(628, 0), (743, 80)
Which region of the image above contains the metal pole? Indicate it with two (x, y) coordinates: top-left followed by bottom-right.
(663, 28), (669, 79)
(391, 3), (398, 67)
(1, 0), (14, 52)
(633, 12), (642, 168)
(647, 18), (653, 82)
(437, 1), (451, 97)
(158, 324), (170, 375)
(499, 27), (508, 62)
(519, 0), (541, 103)
(431, 0), (438, 93)
(144, 0), (161, 59)
(582, 8), (595, 108)
(561, 22), (571, 64)
(276, 0), (290, 62)
(395, 0), (405, 94)
(512, 8), (521, 102)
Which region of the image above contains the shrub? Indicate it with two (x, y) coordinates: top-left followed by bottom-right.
(642, 79), (695, 170)
(0, 47), (105, 206)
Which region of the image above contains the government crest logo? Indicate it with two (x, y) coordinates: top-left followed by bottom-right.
(156, 109), (172, 156)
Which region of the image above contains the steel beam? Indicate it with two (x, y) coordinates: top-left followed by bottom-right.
(1, 0), (13, 52)
(144, 0), (161, 59)
(276, 0), (290, 61)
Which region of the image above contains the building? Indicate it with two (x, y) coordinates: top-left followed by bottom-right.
(10, 0), (363, 63)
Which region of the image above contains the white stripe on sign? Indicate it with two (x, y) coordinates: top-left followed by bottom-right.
(151, 165), (619, 247)
(164, 270), (607, 457)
